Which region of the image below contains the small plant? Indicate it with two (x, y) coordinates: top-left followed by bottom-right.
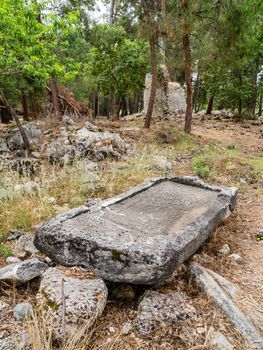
(0, 244), (13, 257)
(192, 156), (211, 179)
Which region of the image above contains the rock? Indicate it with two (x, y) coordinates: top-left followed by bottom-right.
(31, 151), (41, 159)
(218, 244), (231, 256)
(122, 113), (143, 121)
(6, 257), (21, 264)
(7, 229), (24, 241)
(0, 258), (48, 283)
(0, 301), (9, 311)
(62, 115), (74, 125)
(85, 120), (98, 130)
(189, 263), (263, 349)
(13, 302), (33, 321)
(14, 181), (37, 193)
(152, 156), (172, 172)
(76, 160), (97, 171)
(0, 138), (8, 153)
(6, 123), (42, 151)
(44, 129), (129, 165)
(35, 176), (237, 285)
(135, 291), (196, 335)
(112, 284), (135, 300)
(122, 322), (133, 335)
(15, 234), (39, 256)
(0, 337), (17, 350)
(211, 331), (234, 350)
(206, 269), (237, 298)
(37, 267), (108, 337)
(229, 253), (243, 264)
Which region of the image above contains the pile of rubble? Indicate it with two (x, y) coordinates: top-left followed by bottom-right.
(0, 120), (130, 169)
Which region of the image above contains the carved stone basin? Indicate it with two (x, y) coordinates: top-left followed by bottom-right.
(35, 176), (237, 285)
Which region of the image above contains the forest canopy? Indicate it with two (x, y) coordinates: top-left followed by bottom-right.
(0, 0), (262, 129)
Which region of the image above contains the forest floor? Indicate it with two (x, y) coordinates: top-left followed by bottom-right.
(0, 114), (262, 349)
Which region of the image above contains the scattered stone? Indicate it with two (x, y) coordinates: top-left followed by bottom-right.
(0, 336), (17, 350)
(44, 129), (129, 165)
(0, 138), (8, 153)
(62, 115), (74, 125)
(15, 234), (39, 256)
(6, 123), (42, 151)
(0, 258), (48, 283)
(0, 301), (9, 311)
(189, 263), (263, 349)
(218, 244), (231, 256)
(229, 253), (243, 264)
(211, 331), (234, 350)
(206, 269), (237, 298)
(14, 181), (37, 193)
(31, 151), (41, 159)
(112, 284), (135, 300)
(37, 267), (108, 337)
(35, 176), (237, 285)
(152, 155), (172, 172)
(6, 256), (21, 264)
(122, 322), (133, 335)
(122, 113), (143, 121)
(13, 302), (33, 321)
(135, 290), (196, 335)
(7, 229), (24, 241)
(85, 120), (98, 130)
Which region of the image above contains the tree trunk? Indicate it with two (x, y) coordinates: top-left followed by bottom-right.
(22, 93), (29, 121)
(49, 77), (61, 120)
(133, 92), (142, 113)
(0, 104), (12, 124)
(258, 94), (262, 117)
(182, 0), (192, 133)
(193, 72), (200, 112)
(110, 0), (115, 24)
(144, 34), (157, 129)
(0, 90), (31, 155)
(206, 95), (214, 115)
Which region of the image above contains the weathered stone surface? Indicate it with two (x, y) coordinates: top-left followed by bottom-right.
(35, 176), (237, 285)
(37, 267), (108, 337)
(15, 233), (39, 256)
(218, 243), (231, 256)
(0, 138), (8, 153)
(143, 66), (186, 119)
(189, 263), (263, 349)
(211, 331), (234, 350)
(135, 290), (196, 335)
(6, 123), (42, 150)
(206, 269), (237, 298)
(13, 302), (33, 321)
(0, 258), (48, 283)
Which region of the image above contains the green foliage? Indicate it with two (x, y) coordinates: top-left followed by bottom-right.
(192, 156), (211, 179)
(85, 24), (149, 99)
(0, 245), (13, 257)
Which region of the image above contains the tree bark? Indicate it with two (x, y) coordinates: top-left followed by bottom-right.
(182, 0), (192, 133)
(258, 94), (262, 117)
(49, 77), (61, 120)
(0, 104), (12, 124)
(110, 0), (115, 24)
(22, 93), (29, 121)
(206, 95), (214, 115)
(133, 92), (142, 113)
(144, 34), (157, 128)
(0, 90), (31, 155)
(193, 72), (200, 113)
